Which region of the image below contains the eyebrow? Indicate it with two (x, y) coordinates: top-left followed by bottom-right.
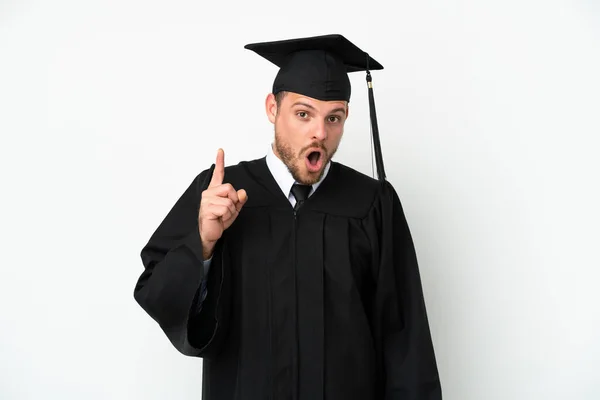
(292, 102), (346, 115)
(329, 107), (346, 115)
(292, 101), (316, 110)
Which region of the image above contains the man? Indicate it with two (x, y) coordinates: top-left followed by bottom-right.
(134, 34), (442, 399)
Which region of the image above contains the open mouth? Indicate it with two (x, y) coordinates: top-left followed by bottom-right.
(305, 150), (324, 172)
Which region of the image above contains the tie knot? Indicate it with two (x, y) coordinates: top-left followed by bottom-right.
(291, 183), (311, 208)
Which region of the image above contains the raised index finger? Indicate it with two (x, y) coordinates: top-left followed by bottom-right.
(209, 148), (225, 187)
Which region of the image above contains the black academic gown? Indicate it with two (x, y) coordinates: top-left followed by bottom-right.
(133, 157), (442, 400)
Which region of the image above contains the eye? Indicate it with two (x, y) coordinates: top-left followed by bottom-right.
(297, 111), (308, 119)
(327, 115), (341, 123)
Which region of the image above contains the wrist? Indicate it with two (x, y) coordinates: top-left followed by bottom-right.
(202, 239), (216, 260)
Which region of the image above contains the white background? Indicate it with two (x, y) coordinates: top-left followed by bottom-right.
(1, 0), (599, 399)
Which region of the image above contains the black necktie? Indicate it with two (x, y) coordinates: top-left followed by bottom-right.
(291, 183), (311, 211)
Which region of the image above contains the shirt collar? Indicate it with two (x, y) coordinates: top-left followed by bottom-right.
(266, 142), (331, 199)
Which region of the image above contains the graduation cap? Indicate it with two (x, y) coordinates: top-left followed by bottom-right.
(244, 34), (387, 181)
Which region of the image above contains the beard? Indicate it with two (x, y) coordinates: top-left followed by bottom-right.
(274, 129), (337, 185)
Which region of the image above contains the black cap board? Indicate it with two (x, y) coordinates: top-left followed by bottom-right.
(244, 34), (387, 181)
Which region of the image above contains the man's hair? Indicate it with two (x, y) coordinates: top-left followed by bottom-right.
(275, 91), (288, 110)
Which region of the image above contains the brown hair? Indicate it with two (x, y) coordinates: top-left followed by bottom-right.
(275, 91), (288, 109)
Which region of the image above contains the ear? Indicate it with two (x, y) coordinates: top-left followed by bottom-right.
(345, 102), (350, 120)
(266, 93), (277, 124)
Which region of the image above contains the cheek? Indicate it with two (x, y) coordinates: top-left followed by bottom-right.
(276, 117), (302, 147)
(281, 116), (309, 140)
(327, 125), (344, 144)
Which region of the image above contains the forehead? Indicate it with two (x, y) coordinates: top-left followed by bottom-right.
(284, 92), (347, 110)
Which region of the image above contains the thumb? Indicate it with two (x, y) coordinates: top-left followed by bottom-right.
(236, 189), (248, 211)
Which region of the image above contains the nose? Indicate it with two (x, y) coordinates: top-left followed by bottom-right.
(311, 120), (327, 141)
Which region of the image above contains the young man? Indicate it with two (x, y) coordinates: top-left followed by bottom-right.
(134, 34), (442, 399)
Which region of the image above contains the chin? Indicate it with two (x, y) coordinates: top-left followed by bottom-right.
(294, 165), (325, 186)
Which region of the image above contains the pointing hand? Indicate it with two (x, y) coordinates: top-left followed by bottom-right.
(198, 148), (248, 259)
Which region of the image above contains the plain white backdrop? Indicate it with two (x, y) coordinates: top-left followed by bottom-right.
(1, 0), (599, 399)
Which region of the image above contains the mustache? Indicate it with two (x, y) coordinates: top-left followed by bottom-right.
(299, 142), (327, 157)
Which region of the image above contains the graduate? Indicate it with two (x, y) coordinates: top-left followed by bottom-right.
(134, 34), (442, 400)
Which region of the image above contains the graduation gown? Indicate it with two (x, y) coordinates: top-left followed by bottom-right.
(133, 157), (442, 400)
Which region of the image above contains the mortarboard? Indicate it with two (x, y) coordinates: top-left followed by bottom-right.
(244, 34), (387, 181)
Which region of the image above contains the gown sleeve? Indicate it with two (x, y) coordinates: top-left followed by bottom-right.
(133, 164), (232, 358)
(368, 180), (442, 399)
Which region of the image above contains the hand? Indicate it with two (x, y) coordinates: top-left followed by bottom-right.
(198, 148), (248, 259)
